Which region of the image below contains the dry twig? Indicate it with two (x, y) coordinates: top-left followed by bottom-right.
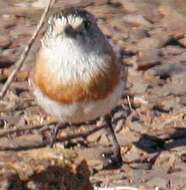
(0, 124), (105, 151)
(0, 0), (55, 99)
(0, 121), (58, 138)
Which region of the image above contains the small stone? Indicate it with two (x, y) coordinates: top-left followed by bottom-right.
(0, 55), (15, 68)
(0, 35), (11, 49)
(126, 34), (170, 53)
(178, 37), (186, 47)
(123, 14), (151, 27)
(160, 46), (185, 56)
(32, 0), (50, 8)
(119, 1), (137, 13)
(2, 14), (16, 29)
(180, 95), (186, 106)
(137, 49), (161, 70)
(180, 152), (186, 162)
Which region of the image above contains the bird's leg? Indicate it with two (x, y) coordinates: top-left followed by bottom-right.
(50, 122), (67, 147)
(102, 114), (123, 168)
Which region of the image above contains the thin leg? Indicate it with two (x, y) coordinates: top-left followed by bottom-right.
(50, 122), (67, 147)
(103, 114), (123, 168)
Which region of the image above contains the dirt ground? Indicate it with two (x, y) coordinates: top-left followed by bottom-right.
(0, 0), (186, 189)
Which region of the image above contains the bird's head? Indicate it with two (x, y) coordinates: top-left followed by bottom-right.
(42, 8), (107, 50)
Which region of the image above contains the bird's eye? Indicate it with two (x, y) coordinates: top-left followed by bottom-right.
(83, 20), (91, 30)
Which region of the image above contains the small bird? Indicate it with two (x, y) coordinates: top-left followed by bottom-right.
(30, 8), (127, 167)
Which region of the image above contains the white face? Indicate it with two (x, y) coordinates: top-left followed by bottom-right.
(48, 15), (83, 36)
(41, 8), (111, 52)
(41, 8), (113, 68)
(47, 15), (84, 38)
(44, 9), (98, 42)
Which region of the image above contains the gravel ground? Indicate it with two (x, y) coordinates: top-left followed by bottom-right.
(0, 0), (186, 189)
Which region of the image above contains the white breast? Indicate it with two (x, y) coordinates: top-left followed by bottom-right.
(41, 37), (111, 84)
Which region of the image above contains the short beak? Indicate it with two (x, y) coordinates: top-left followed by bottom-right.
(64, 24), (76, 38)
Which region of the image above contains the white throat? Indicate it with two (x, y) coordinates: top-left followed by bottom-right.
(41, 37), (110, 83)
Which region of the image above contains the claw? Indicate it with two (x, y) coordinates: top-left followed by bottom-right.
(102, 151), (123, 169)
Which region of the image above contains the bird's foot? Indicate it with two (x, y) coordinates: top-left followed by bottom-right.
(101, 150), (123, 169)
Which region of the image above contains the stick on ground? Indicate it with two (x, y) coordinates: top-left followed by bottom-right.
(0, 0), (55, 99)
(0, 124), (105, 151)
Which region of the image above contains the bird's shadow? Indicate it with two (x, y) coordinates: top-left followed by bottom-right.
(134, 127), (186, 154)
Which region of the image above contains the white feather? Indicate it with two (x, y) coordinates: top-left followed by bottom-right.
(41, 37), (111, 84)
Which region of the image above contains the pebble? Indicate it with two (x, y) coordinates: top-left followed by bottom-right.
(179, 95), (186, 106)
(137, 49), (161, 70)
(119, 0), (137, 13)
(0, 35), (11, 48)
(122, 14), (151, 27)
(178, 37), (186, 47)
(0, 55), (15, 68)
(160, 46), (185, 56)
(2, 15), (16, 29)
(32, 0), (50, 8)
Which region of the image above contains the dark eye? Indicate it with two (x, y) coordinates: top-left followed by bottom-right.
(83, 20), (91, 30)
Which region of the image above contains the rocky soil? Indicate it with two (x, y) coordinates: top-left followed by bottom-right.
(0, 0), (186, 189)
(0, 148), (92, 190)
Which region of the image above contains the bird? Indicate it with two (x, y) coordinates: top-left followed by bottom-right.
(30, 7), (127, 168)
